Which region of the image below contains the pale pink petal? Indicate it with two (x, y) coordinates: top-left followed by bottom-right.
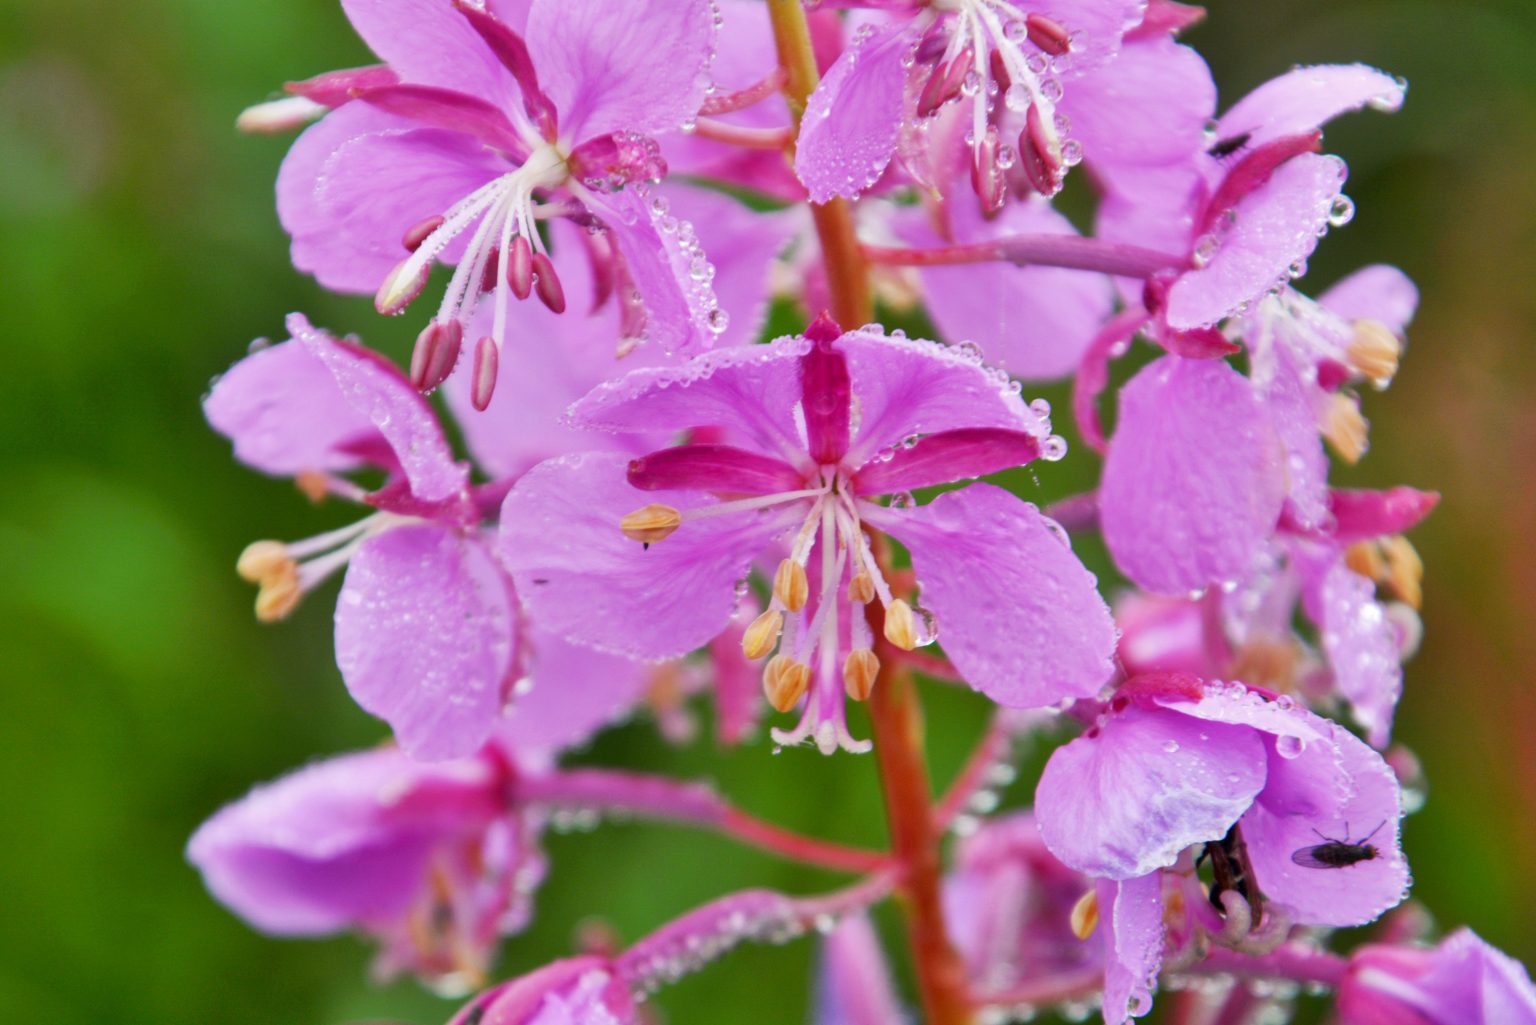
(336, 528), (517, 761)
(866, 485), (1117, 710)
(1308, 556), (1402, 748)
(795, 22), (914, 203)
(498, 452), (795, 660)
(341, 0), (521, 107)
(527, 0), (715, 140)
(205, 337), (381, 478)
(1099, 873), (1166, 1023)
(1319, 264), (1419, 335)
(1410, 930), (1536, 1024)
(1216, 64), (1406, 147)
(1100, 356), (1287, 594)
(290, 314), (469, 503)
(1165, 153), (1348, 329)
(1036, 704), (1267, 879)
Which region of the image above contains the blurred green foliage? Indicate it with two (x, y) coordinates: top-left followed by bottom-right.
(0, 1), (1533, 1022)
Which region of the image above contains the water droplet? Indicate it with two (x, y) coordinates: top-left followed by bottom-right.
(1276, 734), (1306, 759)
(1328, 194), (1355, 227)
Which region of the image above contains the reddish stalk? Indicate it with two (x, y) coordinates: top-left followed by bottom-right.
(721, 809), (892, 874)
(691, 118), (793, 150)
(865, 237), (1186, 278)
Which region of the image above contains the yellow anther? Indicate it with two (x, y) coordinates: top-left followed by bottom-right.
(741, 609), (784, 661)
(774, 558), (810, 612)
(762, 655), (810, 713)
(254, 564), (303, 623)
(620, 503), (682, 544)
(843, 649), (879, 701)
(1070, 889), (1100, 940)
(883, 599), (918, 650)
(237, 540), (293, 584)
(1347, 319), (1401, 385)
(295, 470), (330, 504)
(1381, 535), (1424, 609)
(1322, 393), (1369, 464)
(847, 571), (876, 604)
(1344, 540), (1386, 582)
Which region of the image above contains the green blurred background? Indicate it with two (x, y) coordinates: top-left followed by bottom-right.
(1, 1), (1533, 1022)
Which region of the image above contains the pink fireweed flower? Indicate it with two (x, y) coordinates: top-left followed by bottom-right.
(276, 0), (726, 406)
(1338, 929), (1536, 1025)
(498, 315), (1117, 754)
(795, 0), (1142, 208)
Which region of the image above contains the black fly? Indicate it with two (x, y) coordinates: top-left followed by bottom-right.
(1291, 821), (1386, 869)
(1206, 131), (1252, 159)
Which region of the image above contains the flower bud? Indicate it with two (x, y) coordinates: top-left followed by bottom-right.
(763, 654), (810, 713)
(620, 504), (682, 544)
(741, 609), (783, 660)
(843, 649), (879, 701)
(774, 559), (809, 612)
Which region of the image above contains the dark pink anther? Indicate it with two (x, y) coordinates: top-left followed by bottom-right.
(402, 214), (445, 253)
(507, 236), (534, 300)
(286, 64), (398, 108)
(451, 0), (559, 141)
(628, 444), (806, 495)
(471, 336), (499, 411)
(1025, 14), (1072, 57)
(531, 253), (566, 313)
(917, 46), (972, 118)
(971, 129), (1006, 215)
(479, 248), (501, 294)
(1018, 105), (1062, 195)
(989, 48), (1012, 93)
(1199, 131), (1322, 235)
(854, 428), (1043, 492)
(1316, 359), (1350, 392)
(409, 319), (463, 393)
(800, 313), (851, 464)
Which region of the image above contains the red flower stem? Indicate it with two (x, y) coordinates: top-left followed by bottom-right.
(933, 713), (1012, 831)
(720, 809), (892, 874)
(767, 0), (873, 329)
(864, 237), (1186, 278)
(691, 118), (793, 150)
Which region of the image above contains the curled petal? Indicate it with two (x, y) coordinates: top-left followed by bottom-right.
(866, 484), (1116, 709)
(354, 82), (527, 152)
(1216, 64), (1406, 148)
(1099, 873), (1166, 1024)
(795, 23), (913, 203)
(1100, 356), (1286, 595)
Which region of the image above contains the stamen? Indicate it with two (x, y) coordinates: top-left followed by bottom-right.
(409, 319), (464, 393)
(847, 571), (875, 604)
(531, 252), (566, 313)
(843, 649), (878, 701)
(1024, 13), (1071, 56)
(1322, 393), (1369, 463)
(1381, 535), (1423, 609)
(1345, 540), (1386, 581)
(742, 609), (784, 660)
(1347, 319), (1401, 386)
(470, 336), (499, 411)
(1070, 889), (1099, 940)
(883, 599), (919, 650)
(403, 214), (447, 253)
(237, 540), (291, 583)
(620, 504), (682, 543)
(376, 258), (431, 316)
(506, 235), (534, 300)
(763, 655), (811, 713)
(254, 565), (303, 622)
(773, 558), (810, 612)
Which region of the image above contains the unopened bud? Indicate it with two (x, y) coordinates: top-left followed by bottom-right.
(741, 609), (783, 660)
(254, 565), (303, 622)
(1322, 393), (1369, 464)
(843, 649), (879, 701)
(237, 540), (291, 583)
(773, 559), (810, 612)
(531, 252), (566, 313)
(376, 257), (430, 316)
(470, 336), (499, 411)
(1381, 535), (1424, 609)
(402, 214), (446, 253)
(620, 504), (681, 544)
(1070, 889), (1100, 940)
(847, 571), (875, 604)
(763, 654), (810, 713)
(884, 599), (918, 650)
(1348, 319), (1401, 386)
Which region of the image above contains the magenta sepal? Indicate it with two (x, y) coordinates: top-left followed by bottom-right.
(354, 82), (528, 155)
(627, 444), (806, 496)
(1325, 487), (1440, 544)
(450, 0), (559, 140)
(801, 314), (852, 464)
(286, 64), (398, 107)
(853, 427), (1042, 493)
(1199, 130), (1323, 235)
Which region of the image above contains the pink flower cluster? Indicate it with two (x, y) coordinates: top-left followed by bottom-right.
(192, 1), (1534, 1023)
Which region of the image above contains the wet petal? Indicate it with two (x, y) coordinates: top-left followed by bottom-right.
(1036, 703), (1266, 879)
(867, 484), (1116, 709)
(795, 22), (913, 203)
(1216, 64), (1405, 148)
(341, 0), (522, 107)
(336, 527), (517, 760)
(498, 452), (794, 660)
(1099, 873), (1165, 1024)
(1100, 356), (1287, 594)
(1309, 556), (1401, 748)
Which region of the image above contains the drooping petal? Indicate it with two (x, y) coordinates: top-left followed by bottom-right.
(527, 0), (715, 141)
(795, 22), (914, 203)
(186, 746), (500, 934)
(1319, 264), (1419, 335)
(814, 914), (906, 1025)
(839, 331), (1045, 465)
(1165, 153), (1348, 329)
(1239, 710), (1408, 927)
(1099, 873), (1166, 1024)
(205, 337), (383, 478)
(1036, 703), (1267, 879)
(291, 314), (469, 503)
(1216, 64), (1406, 148)
(867, 484), (1116, 709)
(336, 527), (517, 760)
(498, 452), (795, 660)
(1101, 356), (1286, 594)
(1308, 554), (1402, 748)
(908, 198), (1116, 380)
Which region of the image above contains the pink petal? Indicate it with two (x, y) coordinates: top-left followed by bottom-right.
(1309, 556), (1402, 748)
(498, 452), (794, 660)
(910, 198), (1116, 380)
(1166, 153), (1348, 330)
(527, 0), (715, 140)
(1099, 873), (1166, 1023)
(1036, 703), (1266, 879)
(795, 22), (914, 203)
(1239, 711), (1408, 926)
(204, 336), (382, 478)
(291, 314), (469, 503)
(839, 330), (1045, 465)
(341, 0), (521, 108)
(1216, 64), (1406, 148)
(1100, 356), (1287, 594)
(1263, 340), (1331, 531)
(815, 914), (904, 1025)
(1408, 929), (1536, 1024)
(336, 527), (517, 760)
(866, 484), (1117, 709)
(1318, 264), (1419, 335)
(1025, 0), (1144, 75)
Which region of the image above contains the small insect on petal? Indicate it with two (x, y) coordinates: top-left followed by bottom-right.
(883, 599), (918, 650)
(620, 504), (682, 544)
(742, 609), (784, 660)
(1348, 319), (1401, 385)
(763, 654), (810, 713)
(531, 252), (566, 313)
(843, 649), (879, 701)
(236, 540), (292, 584)
(774, 559), (810, 612)
(471, 336), (499, 411)
(847, 571), (875, 605)
(1070, 889), (1099, 940)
